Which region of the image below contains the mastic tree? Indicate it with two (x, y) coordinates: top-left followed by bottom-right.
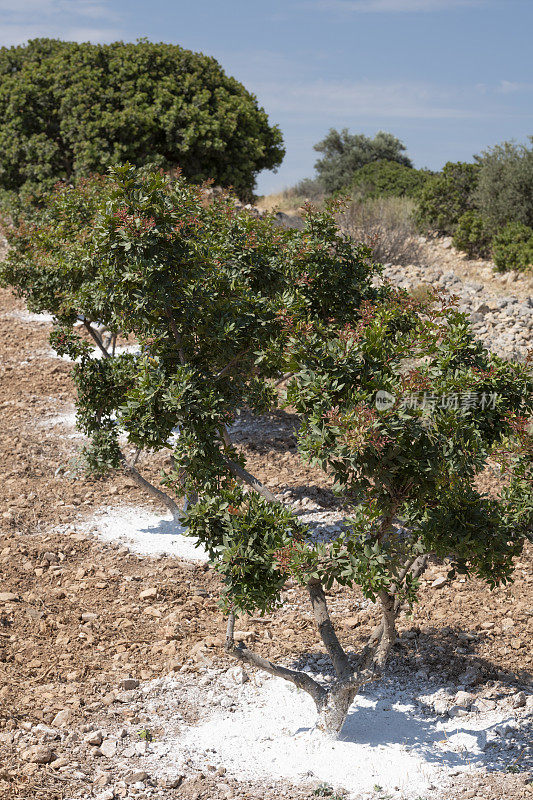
(4, 166), (532, 737)
(314, 129), (412, 194)
(0, 38), (284, 202)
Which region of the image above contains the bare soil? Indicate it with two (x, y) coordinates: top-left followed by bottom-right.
(0, 287), (531, 799)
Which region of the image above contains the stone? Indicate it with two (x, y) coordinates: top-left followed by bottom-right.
(163, 775), (184, 789)
(448, 705), (469, 718)
(22, 744), (54, 764)
(139, 588), (157, 600)
(50, 757), (69, 769)
(431, 576), (447, 589)
(100, 739), (117, 758)
(51, 709), (70, 728)
(454, 691), (473, 707)
(120, 678), (139, 690)
(0, 592), (19, 602)
(509, 691), (526, 708)
(125, 770), (150, 784)
(85, 730), (104, 746)
(226, 666), (249, 685)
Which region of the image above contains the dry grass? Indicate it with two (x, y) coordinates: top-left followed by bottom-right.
(338, 196), (423, 266)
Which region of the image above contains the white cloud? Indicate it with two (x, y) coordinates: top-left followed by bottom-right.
(251, 78), (478, 120)
(496, 80), (533, 95)
(308, 0), (483, 12)
(0, 0), (120, 46)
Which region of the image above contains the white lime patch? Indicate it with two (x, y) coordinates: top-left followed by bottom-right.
(84, 504), (208, 562)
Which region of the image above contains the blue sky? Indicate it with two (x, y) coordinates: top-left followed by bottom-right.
(1, 0), (532, 194)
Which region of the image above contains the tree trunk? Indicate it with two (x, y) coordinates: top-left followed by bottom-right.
(315, 684), (359, 736)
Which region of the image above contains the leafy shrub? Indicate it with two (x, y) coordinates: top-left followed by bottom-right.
(474, 138), (533, 231)
(0, 38), (284, 200)
(415, 161), (480, 235)
(4, 165), (532, 739)
(452, 210), (492, 259)
(351, 161), (431, 200)
(314, 129), (412, 194)
(339, 196), (423, 265)
(491, 222), (533, 272)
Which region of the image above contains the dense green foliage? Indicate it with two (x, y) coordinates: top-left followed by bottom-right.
(313, 129), (412, 194)
(491, 222), (533, 272)
(415, 161), (480, 236)
(2, 165), (531, 624)
(474, 138), (533, 231)
(350, 160), (431, 200)
(0, 38), (284, 201)
(416, 140), (533, 270)
(452, 210), (492, 259)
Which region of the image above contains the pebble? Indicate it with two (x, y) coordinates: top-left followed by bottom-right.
(100, 739), (117, 758)
(22, 744), (54, 764)
(85, 730), (104, 746)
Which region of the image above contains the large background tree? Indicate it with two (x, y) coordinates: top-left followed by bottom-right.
(314, 129), (412, 194)
(0, 38), (284, 200)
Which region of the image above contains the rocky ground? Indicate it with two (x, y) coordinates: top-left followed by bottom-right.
(383, 236), (533, 362)
(0, 235), (532, 800)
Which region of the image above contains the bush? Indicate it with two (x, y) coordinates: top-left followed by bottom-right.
(4, 165), (532, 739)
(351, 161), (431, 200)
(415, 161), (479, 235)
(314, 129), (412, 194)
(452, 211), (492, 259)
(0, 38), (284, 200)
(339, 196), (423, 265)
(474, 138), (533, 231)
(491, 222), (533, 272)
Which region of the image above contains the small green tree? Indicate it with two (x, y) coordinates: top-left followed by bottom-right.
(415, 161), (480, 236)
(314, 129), (412, 194)
(0, 38), (284, 201)
(491, 221), (533, 272)
(4, 167), (532, 738)
(452, 210), (492, 259)
(351, 161), (431, 200)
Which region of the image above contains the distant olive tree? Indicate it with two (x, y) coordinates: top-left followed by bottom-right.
(474, 138), (533, 231)
(0, 38), (284, 202)
(314, 129), (412, 194)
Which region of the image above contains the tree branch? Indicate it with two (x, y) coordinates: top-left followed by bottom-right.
(120, 454), (182, 520)
(84, 320), (109, 358)
(307, 578), (352, 681)
(215, 347), (251, 380)
(225, 611), (326, 707)
(222, 457), (279, 504)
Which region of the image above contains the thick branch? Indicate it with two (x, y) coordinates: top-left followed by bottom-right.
(219, 425), (279, 504)
(360, 553), (429, 669)
(223, 457), (279, 503)
(215, 347), (251, 380)
(307, 579), (352, 681)
(120, 455), (182, 520)
(84, 321), (109, 358)
(225, 611), (326, 707)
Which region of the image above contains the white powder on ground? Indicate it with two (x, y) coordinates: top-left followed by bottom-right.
(118, 671), (530, 799)
(5, 310), (55, 324)
(85, 504), (208, 562)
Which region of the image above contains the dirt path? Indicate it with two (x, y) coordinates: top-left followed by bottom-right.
(0, 288), (531, 800)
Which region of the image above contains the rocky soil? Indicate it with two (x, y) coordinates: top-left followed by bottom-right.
(383, 236), (533, 362)
(0, 233), (531, 800)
